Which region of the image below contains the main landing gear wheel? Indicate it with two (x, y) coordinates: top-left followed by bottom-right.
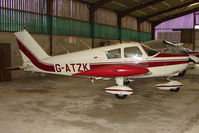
(170, 87), (180, 92)
(177, 70), (186, 77)
(123, 80), (130, 85)
(115, 94), (128, 99)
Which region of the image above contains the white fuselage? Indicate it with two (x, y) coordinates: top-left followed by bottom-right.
(23, 43), (189, 79)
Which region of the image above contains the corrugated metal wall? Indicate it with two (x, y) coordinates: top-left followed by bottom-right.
(53, 0), (70, 18)
(122, 16), (137, 30)
(140, 21), (151, 33)
(0, 0), (46, 14)
(0, 0), (152, 42)
(95, 8), (117, 26)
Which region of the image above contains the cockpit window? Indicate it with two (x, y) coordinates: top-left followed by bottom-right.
(124, 47), (142, 58)
(106, 49), (121, 59)
(142, 44), (158, 56)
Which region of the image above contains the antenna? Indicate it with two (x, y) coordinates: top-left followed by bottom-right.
(57, 43), (69, 54)
(80, 40), (91, 49)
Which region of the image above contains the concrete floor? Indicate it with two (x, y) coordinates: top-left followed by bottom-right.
(0, 69), (199, 133)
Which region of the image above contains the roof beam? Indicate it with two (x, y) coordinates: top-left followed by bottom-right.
(110, 1), (128, 8)
(161, 1), (170, 7)
(89, 0), (113, 11)
(153, 6), (199, 26)
(140, 0), (199, 22)
(118, 0), (165, 19)
(89, 0), (113, 23)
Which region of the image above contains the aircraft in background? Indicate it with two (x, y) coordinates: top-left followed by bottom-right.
(144, 40), (199, 75)
(5, 29), (190, 99)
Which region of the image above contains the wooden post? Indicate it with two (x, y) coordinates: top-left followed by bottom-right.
(193, 12), (196, 50)
(151, 23), (155, 40)
(47, 0), (53, 55)
(89, 9), (95, 48)
(0, 48), (3, 81)
(117, 15), (122, 43)
(137, 20), (141, 42)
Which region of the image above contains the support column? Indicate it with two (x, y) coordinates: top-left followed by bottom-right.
(88, 0), (113, 48)
(89, 9), (95, 48)
(137, 20), (141, 42)
(193, 12), (196, 50)
(117, 15), (122, 43)
(151, 23), (155, 40)
(47, 0), (53, 55)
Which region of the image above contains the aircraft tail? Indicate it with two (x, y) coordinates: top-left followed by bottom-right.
(14, 29), (50, 63)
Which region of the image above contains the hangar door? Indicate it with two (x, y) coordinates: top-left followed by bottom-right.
(0, 43), (11, 81)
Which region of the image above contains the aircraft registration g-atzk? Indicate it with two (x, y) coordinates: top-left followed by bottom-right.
(6, 29), (189, 99)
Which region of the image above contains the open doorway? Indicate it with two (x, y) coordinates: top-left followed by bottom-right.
(0, 43), (11, 81)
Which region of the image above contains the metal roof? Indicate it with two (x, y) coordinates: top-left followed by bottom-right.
(81, 0), (199, 25)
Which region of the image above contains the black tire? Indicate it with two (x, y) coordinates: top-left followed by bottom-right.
(170, 87), (180, 92)
(115, 94), (127, 99)
(123, 81), (130, 85)
(178, 70), (186, 77)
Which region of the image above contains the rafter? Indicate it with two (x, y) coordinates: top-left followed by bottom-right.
(162, 1), (170, 7)
(140, 0), (199, 22)
(89, 0), (113, 22)
(110, 1), (127, 8)
(90, 0), (113, 11)
(153, 6), (199, 26)
(118, 0), (165, 19)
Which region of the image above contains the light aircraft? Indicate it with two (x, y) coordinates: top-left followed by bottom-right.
(6, 29), (189, 99)
(144, 40), (199, 76)
(143, 40), (199, 64)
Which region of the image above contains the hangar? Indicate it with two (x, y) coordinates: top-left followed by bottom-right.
(0, 0), (199, 132)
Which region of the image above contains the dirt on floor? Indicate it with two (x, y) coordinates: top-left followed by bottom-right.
(0, 69), (199, 133)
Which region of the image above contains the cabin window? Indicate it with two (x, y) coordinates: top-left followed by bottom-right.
(106, 49), (121, 59)
(124, 47), (142, 58)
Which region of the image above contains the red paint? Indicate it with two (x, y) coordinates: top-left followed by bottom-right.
(82, 63), (89, 71)
(16, 39), (55, 72)
(4, 66), (20, 70)
(156, 85), (183, 87)
(66, 64), (71, 72)
(105, 89), (133, 92)
(90, 60), (188, 69)
(155, 53), (188, 57)
(55, 64), (61, 72)
(189, 52), (199, 56)
(70, 64), (76, 72)
(77, 63), (83, 72)
(73, 65), (149, 77)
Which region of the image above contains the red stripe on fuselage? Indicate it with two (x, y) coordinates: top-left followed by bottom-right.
(189, 52), (199, 56)
(16, 39), (55, 72)
(90, 60), (188, 69)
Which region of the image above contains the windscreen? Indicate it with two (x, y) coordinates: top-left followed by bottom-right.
(141, 45), (158, 56)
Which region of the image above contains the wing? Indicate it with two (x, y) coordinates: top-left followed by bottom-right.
(73, 64), (149, 77)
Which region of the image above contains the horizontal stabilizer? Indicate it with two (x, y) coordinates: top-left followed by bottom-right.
(4, 66), (32, 71)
